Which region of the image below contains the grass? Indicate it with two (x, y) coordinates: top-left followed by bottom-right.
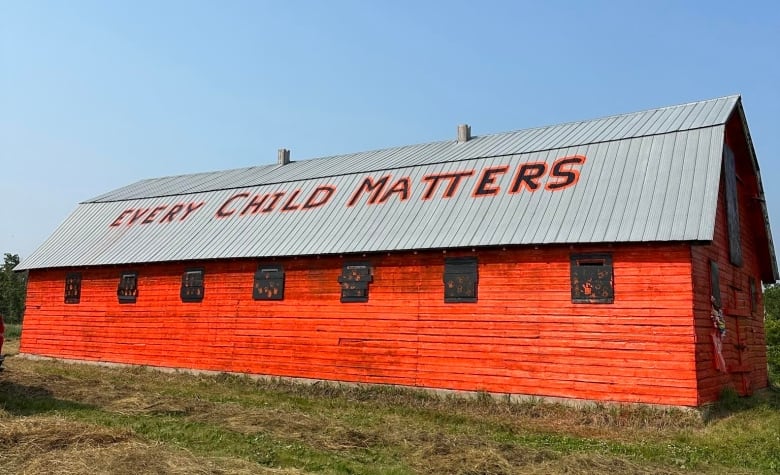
(1, 337), (779, 474)
(768, 345), (780, 384)
(2, 323), (21, 340)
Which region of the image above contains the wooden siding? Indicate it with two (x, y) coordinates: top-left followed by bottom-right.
(21, 244), (699, 406)
(691, 117), (770, 404)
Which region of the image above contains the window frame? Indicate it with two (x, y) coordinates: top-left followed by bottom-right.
(338, 262), (373, 303)
(180, 268), (205, 302)
(570, 253), (614, 304)
(709, 260), (721, 308)
(253, 264), (285, 301)
(723, 145), (743, 267)
(64, 272), (82, 304)
(117, 271), (138, 304)
(749, 276), (758, 314)
(444, 257), (478, 303)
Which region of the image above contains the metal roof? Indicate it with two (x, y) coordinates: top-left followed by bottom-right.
(87, 95), (739, 202)
(18, 95), (767, 271)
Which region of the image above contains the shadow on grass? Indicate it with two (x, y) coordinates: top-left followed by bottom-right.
(701, 384), (780, 423)
(0, 380), (94, 415)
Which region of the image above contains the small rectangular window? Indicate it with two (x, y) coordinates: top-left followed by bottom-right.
(709, 260), (721, 308)
(749, 276), (757, 313)
(117, 271), (138, 303)
(571, 254), (614, 304)
(254, 264), (284, 300)
(181, 268), (204, 302)
(723, 146), (743, 266)
(339, 262), (372, 303)
(444, 257), (478, 303)
(65, 272), (82, 304)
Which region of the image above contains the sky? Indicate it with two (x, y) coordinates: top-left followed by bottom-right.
(1, 0), (779, 272)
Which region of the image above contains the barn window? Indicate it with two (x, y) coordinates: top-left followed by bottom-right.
(749, 276), (757, 313)
(339, 262), (373, 303)
(253, 264), (284, 300)
(64, 272), (81, 304)
(181, 268), (204, 302)
(723, 146), (743, 266)
(570, 254), (614, 304)
(117, 271), (138, 303)
(709, 260), (721, 308)
(444, 257), (478, 303)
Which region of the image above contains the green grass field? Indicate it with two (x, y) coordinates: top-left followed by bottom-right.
(1, 337), (779, 474)
(2, 323), (21, 340)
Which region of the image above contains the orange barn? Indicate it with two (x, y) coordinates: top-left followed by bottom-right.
(17, 96), (777, 407)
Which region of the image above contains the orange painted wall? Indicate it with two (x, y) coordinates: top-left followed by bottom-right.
(691, 119), (770, 404)
(21, 243), (700, 406)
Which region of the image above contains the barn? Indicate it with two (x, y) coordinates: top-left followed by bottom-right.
(16, 95), (777, 407)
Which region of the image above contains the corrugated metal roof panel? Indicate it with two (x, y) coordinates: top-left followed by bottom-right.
(18, 128), (725, 270)
(84, 96), (739, 203)
(18, 96), (744, 270)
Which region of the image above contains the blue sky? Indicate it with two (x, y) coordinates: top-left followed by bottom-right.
(2, 1), (779, 271)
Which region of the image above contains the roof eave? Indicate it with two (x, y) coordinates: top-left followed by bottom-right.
(733, 97), (779, 282)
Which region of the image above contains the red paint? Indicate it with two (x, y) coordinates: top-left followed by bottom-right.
(377, 177), (412, 203)
(281, 189), (303, 212)
(347, 176), (390, 206)
(240, 194), (269, 216)
(104, 155), (587, 228)
(509, 162), (548, 193)
(142, 206), (167, 224)
(302, 186), (336, 209)
(261, 192), (284, 213)
(21, 243), (703, 407)
(18, 126), (772, 406)
(128, 208), (149, 226)
(472, 166), (510, 197)
(180, 201), (205, 220)
(110, 209), (133, 227)
(689, 115), (770, 404)
(216, 193), (250, 218)
(545, 155), (585, 190)
(160, 203), (185, 222)
(421, 170), (475, 200)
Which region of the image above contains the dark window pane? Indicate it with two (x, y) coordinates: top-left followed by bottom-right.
(254, 265), (284, 300)
(181, 268), (205, 302)
(339, 263), (373, 303)
(65, 272), (81, 304)
(749, 277), (757, 313)
(710, 260), (721, 308)
(118, 271), (138, 303)
(444, 257), (478, 303)
(724, 146), (743, 266)
(571, 254), (614, 304)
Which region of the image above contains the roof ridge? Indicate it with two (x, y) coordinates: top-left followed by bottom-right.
(474, 94), (740, 141)
(83, 95), (740, 203)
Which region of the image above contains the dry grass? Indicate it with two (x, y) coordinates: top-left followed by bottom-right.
(1, 336), (777, 474)
(0, 414), (290, 475)
(2, 337), (19, 357)
(1, 338), (300, 475)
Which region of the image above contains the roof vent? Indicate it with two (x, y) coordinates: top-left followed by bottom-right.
(277, 148), (291, 165)
(457, 124), (471, 143)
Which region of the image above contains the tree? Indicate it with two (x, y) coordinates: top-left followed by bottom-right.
(0, 253), (27, 324)
(765, 283), (780, 382)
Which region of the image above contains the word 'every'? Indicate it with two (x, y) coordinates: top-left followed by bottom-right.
(109, 155), (585, 228)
